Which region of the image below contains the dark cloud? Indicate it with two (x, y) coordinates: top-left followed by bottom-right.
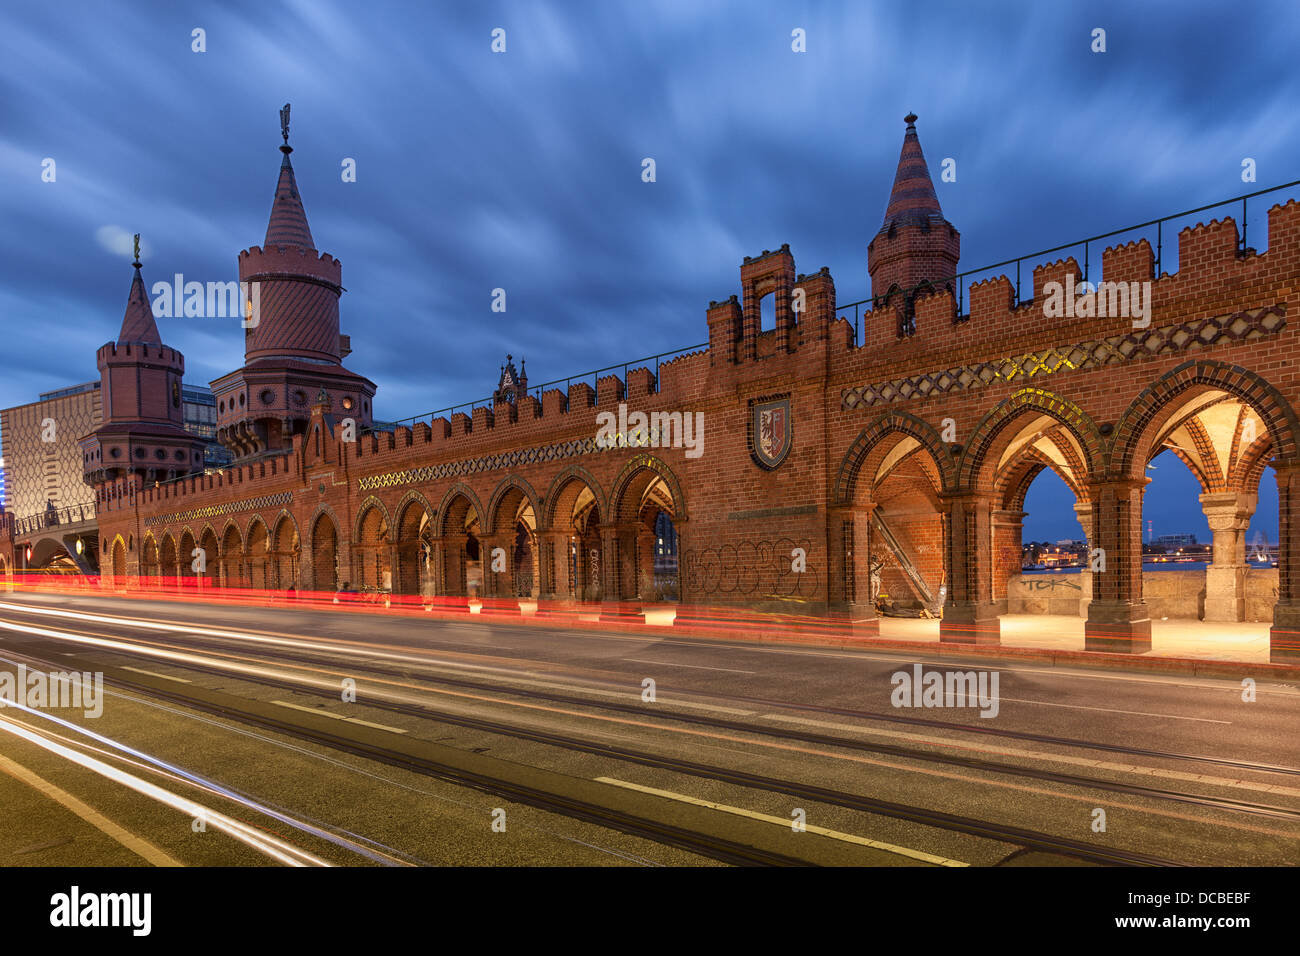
(1, 0), (1294, 536)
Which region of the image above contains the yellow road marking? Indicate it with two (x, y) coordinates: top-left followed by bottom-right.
(271, 699), (408, 734)
(0, 750), (183, 867)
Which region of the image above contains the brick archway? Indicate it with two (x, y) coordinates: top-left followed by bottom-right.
(543, 465), (607, 532)
(110, 536), (126, 588)
(1112, 360), (1300, 478)
(393, 491), (436, 597)
(309, 509), (340, 592)
(958, 387), (1105, 492)
(245, 516), (270, 590)
(159, 533), (178, 583)
(354, 498), (391, 590)
(220, 521), (244, 588)
(270, 510), (300, 590)
(835, 409), (957, 504)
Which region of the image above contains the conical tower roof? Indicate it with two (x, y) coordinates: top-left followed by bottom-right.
(118, 259), (161, 344)
(264, 147), (315, 249)
(880, 113), (945, 231)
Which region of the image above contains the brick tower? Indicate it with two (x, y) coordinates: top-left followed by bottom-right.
(867, 113), (960, 324)
(82, 241), (207, 485)
(211, 104), (376, 460)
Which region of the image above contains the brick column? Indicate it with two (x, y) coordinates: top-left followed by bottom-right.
(442, 532), (467, 596)
(1074, 501), (1093, 619)
(599, 523), (642, 623)
(1270, 464), (1300, 663)
(991, 508), (1025, 613)
(536, 532), (561, 600)
(482, 535), (510, 597)
(827, 505), (879, 636)
(1084, 479), (1151, 653)
(1200, 491), (1256, 623)
(637, 527), (657, 600)
(939, 492), (1000, 644)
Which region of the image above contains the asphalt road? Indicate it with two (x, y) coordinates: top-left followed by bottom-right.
(0, 589), (1296, 867)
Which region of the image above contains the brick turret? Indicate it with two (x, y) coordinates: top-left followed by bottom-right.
(867, 114), (960, 330)
(81, 250), (207, 486)
(211, 105), (377, 460)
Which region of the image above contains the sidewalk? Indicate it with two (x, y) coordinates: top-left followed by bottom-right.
(876, 614), (1273, 665)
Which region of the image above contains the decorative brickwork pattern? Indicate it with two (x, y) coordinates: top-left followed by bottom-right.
(842, 305), (1286, 411)
(145, 491), (293, 527)
(359, 437), (601, 492)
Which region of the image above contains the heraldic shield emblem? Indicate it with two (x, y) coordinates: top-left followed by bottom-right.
(752, 397), (792, 469)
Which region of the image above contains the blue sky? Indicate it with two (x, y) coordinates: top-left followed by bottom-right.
(1, 0), (1295, 539)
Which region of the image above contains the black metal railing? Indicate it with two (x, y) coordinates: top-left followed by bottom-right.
(13, 503), (97, 536)
(369, 343), (708, 436)
(835, 178), (1300, 346)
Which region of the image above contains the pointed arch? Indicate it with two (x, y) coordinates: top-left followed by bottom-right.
(958, 387), (1105, 491)
(436, 483), (485, 536)
(836, 410), (956, 504)
(352, 496), (392, 544)
(1112, 360), (1300, 479)
(610, 454), (687, 523)
(394, 489), (437, 529)
(543, 465), (608, 531)
(486, 475), (542, 535)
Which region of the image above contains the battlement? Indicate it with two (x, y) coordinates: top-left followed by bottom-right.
(97, 341), (185, 370)
(842, 198), (1300, 377)
(239, 244), (342, 288)
(97, 452), (299, 515)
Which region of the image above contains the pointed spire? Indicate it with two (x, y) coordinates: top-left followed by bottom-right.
(264, 103), (315, 249)
(881, 112), (945, 231)
(117, 239), (161, 344)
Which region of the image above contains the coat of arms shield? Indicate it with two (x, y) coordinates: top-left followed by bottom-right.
(752, 398), (791, 469)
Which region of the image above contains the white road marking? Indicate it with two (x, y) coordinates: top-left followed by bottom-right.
(0, 749), (184, 867)
(121, 666), (192, 683)
(623, 658), (756, 675)
(595, 776), (968, 866)
(761, 713), (1300, 797)
(271, 699), (407, 734)
(994, 696), (1229, 723)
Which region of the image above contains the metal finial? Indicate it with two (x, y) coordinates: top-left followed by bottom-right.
(904, 112), (918, 127)
(280, 103), (291, 145)
(132, 233), (141, 267)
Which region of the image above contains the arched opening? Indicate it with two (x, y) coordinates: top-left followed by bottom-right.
(356, 504), (392, 592)
(220, 524), (244, 589)
(611, 461), (681, 603)
(159, 533), (178, 586)
(488, 482), (539, 599)
(759, 291), (776, 332)
(546, 473), (605, 603)
(141, 535), (159, 584)
(395, 498), (434, 597)
(1137, 396), (1279, 624)
(834, 416), (954, 629)
(246, 518), (269, 590)
(110, 538), (126, 589)
(179, 530), (197, 585)
(960, 391), (1102, 644)
(271, 515), (300, 591)
(1108, 363), (1298, 655)
(311, 513), (339, 592)
(437, 493), (482, 598)
(198, 528), (220, 587)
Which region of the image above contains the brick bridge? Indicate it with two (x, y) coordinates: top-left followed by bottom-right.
(6, 114), (1299, 663)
